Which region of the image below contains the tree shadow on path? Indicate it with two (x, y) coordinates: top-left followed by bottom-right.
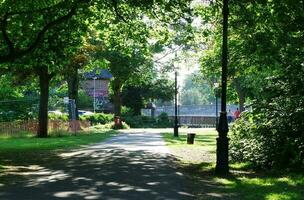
(0, 139), (195, 200)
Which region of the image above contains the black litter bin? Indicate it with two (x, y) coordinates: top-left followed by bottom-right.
(187, 133), (196, 144)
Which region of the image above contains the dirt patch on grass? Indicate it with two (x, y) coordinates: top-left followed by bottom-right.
(169, 146), (215, 163)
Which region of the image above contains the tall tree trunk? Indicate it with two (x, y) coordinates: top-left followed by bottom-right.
(67, 66), (79, 120)
(37, 67), (50, 138)
(113, 81), (122, 129)
(234, 78), (245, 112)
(113, 84), (122, 117)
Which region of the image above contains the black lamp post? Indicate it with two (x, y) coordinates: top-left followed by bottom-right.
(174, 71), (179, 137)
(216, 0), (229, 175)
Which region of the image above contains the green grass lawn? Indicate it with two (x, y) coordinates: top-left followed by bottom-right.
(0, 129), (116, 151)
(163, 129), (304, 200)
(163, 129), (217, 152)
(163, 129), (217, 163)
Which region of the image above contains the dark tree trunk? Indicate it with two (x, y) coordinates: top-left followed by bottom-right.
(37, 67), (50, 138)
(67, 66), (79, 120)
(113, 85), (122, 117)
(234, 78), (246, 112)
(113, 81), (122, 129)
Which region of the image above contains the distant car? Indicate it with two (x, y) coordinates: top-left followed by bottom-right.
(78, 110), (94, 116)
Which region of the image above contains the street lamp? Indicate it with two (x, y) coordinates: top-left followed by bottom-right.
(174, 71), (179, 137)
(214, 82), (219, 130)
(216, 0), (229, 175)
(93, 77), (97, 113)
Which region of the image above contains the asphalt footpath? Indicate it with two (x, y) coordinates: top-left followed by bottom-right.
(0, 130), (196, 200)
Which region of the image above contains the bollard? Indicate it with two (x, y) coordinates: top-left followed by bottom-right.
(187, 133), (196, 144)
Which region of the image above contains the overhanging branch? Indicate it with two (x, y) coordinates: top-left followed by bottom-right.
(1, 14), (15, 54)
(0, 0), (89, 63)
(111, 0), (128, 23)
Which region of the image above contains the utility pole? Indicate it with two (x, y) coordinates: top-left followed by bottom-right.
(174, 71), (179, 137)
(216, 0), (229, 175)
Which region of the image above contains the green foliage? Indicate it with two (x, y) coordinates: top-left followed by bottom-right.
(122, 115), (151, 128)
(77, 89), (93, 110)
(181, 72), (215, 105)
(80, 113), (114, 125)
(230, 110), (304, 169)
(122, 112), (172, 128)
(121, 106), (134, 116)
(196, 0), (304, 170)
(93, 121), (130, 130)
(0, 75), (39, 121)
(48, 113), (69, 122)
(0, 0), (90, 63)
(121, 77), (174, 114)
(157, 112), (172, 127)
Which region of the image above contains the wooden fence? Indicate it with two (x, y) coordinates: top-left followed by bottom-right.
(0, 120), (90, 136)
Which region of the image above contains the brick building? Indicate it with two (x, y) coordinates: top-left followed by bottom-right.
(82, 69), (113, 112)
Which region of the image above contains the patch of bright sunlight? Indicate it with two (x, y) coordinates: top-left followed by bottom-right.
(240, 177), (275, 186)
(230, 162), (252, 170)
(213, 177), (236, 186)
(265, 192), (299, 200)
(277, 176), (304, 186)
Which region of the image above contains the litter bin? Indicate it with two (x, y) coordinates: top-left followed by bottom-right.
(187, 133), (196, 144)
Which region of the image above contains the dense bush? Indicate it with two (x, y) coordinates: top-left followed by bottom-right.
(122, 112), (172, 128)
(92, 121), (130, 130)
(156, 112), (172, 127)
(230, 109), (304, 169)
(80, 113), (114, 125)
(48, 113), (69, 121)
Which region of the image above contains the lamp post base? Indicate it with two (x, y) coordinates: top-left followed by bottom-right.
(215, 136), (229, 175)
(174, 125), (179, 137)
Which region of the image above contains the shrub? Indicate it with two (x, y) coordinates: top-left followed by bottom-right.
(229, 110), (304, 169)
(80, 113), (114, 125)
(121, 112), (172, 128)
(121, 106), (134, 116)
(156, 112), (172, 127)
(122, 115), (147, 128)
(48, 113), (69, 121)
(92, 121), (130, 130)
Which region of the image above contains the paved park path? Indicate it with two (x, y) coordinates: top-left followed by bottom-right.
(0, 130), (196, 200)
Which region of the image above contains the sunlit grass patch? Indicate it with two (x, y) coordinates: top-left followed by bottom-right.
(265, 192), (300, 200)
(0, 129), (116, 152)
(163, 128), (304, 200)
(163, 129), (217, 163)
(210, 170), (304, 200)
(0, 131), (34, 139)
(214, 177), (236, 186)
(163, 130), (217, 148)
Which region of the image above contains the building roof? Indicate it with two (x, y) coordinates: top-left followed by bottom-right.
(84, 69), (113, 80)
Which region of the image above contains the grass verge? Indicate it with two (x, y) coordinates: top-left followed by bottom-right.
(163, 129), (304, 200)
(0, 129), (116, 151)
(163, 129), (217, 163)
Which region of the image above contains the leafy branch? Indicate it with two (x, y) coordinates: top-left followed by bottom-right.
(0, 0), (89, 63)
